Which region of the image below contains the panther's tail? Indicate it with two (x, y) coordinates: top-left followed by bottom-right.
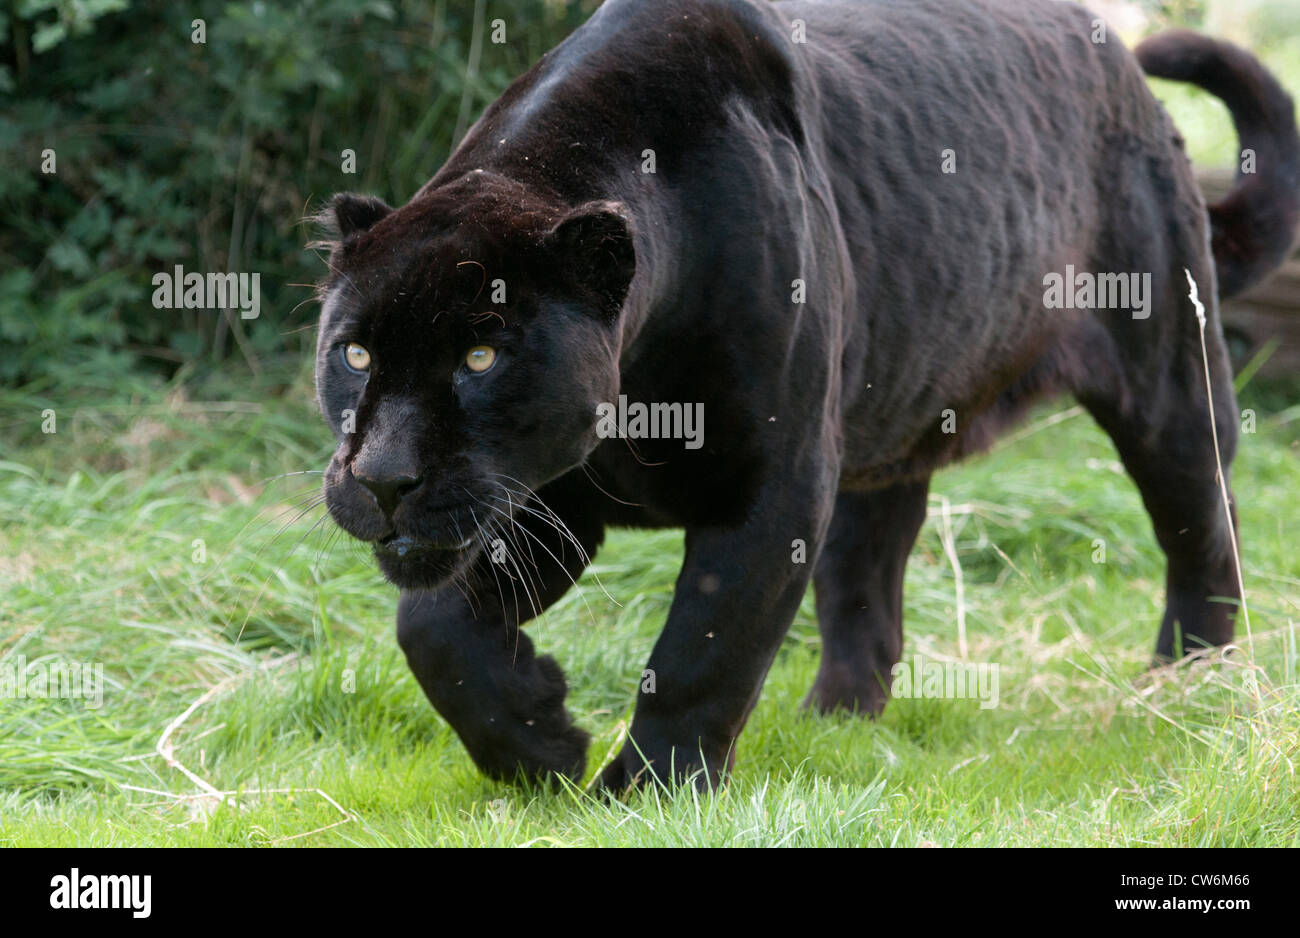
(1137, 30), (1300, 299)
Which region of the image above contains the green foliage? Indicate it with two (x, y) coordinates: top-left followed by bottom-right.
(0, 0), (1296, 392)
(0, 0), (593, 385)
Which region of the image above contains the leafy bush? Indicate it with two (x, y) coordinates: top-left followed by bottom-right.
(3, 0), (1297, 391)
(0, 0), (593, 386)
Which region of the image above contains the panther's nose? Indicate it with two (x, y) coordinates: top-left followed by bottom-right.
(354, 470), (423, 518)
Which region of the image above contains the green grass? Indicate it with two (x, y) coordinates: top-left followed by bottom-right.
(0, 356), (1297, 847)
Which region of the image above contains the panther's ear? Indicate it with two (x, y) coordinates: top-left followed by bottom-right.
(547, 201), (635, 319)
(329, 193), (393, 238)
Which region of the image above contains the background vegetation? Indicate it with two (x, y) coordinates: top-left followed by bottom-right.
(0, 0), (1297, 845)
(1, 0), (595, 387)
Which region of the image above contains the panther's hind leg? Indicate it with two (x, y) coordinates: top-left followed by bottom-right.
(804, 478), (931, 716)
(1075, 263), (1243, 662)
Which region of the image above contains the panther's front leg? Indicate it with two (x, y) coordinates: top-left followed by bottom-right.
(598, 476), (836, 792)
(397, 588), (590, 783)
(395, 476), (604, 784)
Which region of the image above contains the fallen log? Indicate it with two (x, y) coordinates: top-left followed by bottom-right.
(1197, 167), (1300, 380)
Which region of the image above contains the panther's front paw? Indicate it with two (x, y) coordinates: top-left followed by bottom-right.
(463, 655), (590, 785)
(596, 734), (732, 795)
(492, 720), (590, 786)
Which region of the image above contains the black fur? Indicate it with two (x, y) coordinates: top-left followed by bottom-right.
(313, 0), (1300, 790)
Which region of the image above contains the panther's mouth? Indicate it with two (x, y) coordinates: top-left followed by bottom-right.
(375, 533), (476, 558)
(371, 533), (481, 589)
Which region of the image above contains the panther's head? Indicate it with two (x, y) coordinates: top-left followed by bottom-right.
(313, 172), (635, 589)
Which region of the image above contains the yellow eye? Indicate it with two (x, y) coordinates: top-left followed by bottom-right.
(343, 342), (371, 372)
(465, 345), (496, 373)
